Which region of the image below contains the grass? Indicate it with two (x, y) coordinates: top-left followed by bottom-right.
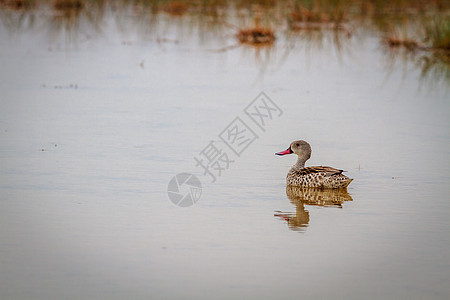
(53, 0), (83, 11)
(0, 0), (448, 53)
(0, 0), (35, 10)
(424, 16), (450, 50)
(236, 26), (275, 45)
(381, 15), (450, 52)
(163, 1), (187, 16)
(290, 0), (347, 23)
(385, 37), (419, 49)
(0, 0), (447, 83)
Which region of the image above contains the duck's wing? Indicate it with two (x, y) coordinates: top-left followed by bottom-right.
(297, 166), (345, 176)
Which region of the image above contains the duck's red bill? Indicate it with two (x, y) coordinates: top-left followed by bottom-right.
(275, 147), (293, 156)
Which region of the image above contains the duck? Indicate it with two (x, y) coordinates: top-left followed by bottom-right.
(276, 140), (353, 188)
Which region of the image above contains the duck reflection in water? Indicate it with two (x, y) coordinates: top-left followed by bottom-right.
(274, 186), (353, 232)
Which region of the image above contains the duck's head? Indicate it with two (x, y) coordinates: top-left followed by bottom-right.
(276, 140), (311, 160)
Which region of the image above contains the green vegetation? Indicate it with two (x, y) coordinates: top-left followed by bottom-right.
(424, 16), (450, 50)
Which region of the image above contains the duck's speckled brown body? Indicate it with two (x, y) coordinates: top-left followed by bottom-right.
(276, 140), (353, 189)
(286, 166), (353, 188)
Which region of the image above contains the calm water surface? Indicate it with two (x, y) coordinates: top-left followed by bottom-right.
(0, 9), (449, 300)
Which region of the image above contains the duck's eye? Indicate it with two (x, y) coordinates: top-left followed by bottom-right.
(295, 143), (299, 146)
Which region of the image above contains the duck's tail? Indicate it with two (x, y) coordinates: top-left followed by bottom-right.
(342, 178), (353, 188)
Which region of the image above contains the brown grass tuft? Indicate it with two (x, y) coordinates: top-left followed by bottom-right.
(236, 27), (275, 45)
(0, 0), (34, 10)
(385, 37), (420, 50)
